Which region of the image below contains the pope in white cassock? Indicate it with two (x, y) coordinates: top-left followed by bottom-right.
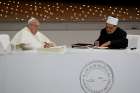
(11, 17), (55, 50)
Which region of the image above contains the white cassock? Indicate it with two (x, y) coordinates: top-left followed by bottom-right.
(11, 27), (54, 49)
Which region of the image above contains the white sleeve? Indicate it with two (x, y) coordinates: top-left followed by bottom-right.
(11, 31), (23, 45)
(11, 30), (31, 45)
(36, 32), (54, 43)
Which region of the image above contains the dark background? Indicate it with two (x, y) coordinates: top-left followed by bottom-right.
(1, 0), (138, 6)
(25, 0), (139, 6)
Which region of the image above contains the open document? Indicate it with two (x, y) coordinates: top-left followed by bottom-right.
(37, 45), (67, 54)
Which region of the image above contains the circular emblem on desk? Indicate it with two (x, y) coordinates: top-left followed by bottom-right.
(80, 60), (114, 93)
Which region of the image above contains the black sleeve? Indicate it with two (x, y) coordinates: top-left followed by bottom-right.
(110, 31), (128, 49)
(96, 30), (103, 41)
(95, 29), (108, 46)
(94, 30), (103, 46)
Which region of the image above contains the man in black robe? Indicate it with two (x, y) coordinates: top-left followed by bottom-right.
(94, 16), (128, 49)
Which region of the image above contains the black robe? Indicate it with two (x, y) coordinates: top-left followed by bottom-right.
(96, 27), (128, 49)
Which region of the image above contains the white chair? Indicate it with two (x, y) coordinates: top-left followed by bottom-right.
(0, 34), (11, 53)
(127, 35), (140, 49)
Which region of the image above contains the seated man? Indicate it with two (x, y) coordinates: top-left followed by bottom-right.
(11, 17), (55, 50)
(94, 16), (128, 49)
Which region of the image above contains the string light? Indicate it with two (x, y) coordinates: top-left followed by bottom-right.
(43, 18), (46, 21)
(56, 17), (59, 20)
(16, 17), (19, 20)
(72, 8), (74, 12)
(89, 8), (92, 12)
(82, 5), (86, 7)
(60, 18), (64, 21)
(0, 1), (139, 22)
(87, 11), (90, 15)
(81, 18), (85, 21)
(4, 15), (8, 18)
(0, 14), (3, 17)
(111, 12), (114, 15)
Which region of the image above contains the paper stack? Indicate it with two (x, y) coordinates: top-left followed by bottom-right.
(37, 45), (66, 54)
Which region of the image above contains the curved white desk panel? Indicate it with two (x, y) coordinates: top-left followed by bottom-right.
(0, 49), (140, 93)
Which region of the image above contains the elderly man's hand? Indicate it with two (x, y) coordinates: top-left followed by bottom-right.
(100, 41), (111, 47)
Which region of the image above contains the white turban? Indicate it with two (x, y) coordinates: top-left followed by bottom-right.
(28, 17), (40, 25)
(106, 16), (119, 25)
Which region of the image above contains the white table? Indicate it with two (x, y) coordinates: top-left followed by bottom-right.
(0, 48), (140, 93)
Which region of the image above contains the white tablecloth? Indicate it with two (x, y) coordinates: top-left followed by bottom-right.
(0, 48), (140, 93)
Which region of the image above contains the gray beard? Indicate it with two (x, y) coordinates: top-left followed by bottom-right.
(107, 31), (114, 34)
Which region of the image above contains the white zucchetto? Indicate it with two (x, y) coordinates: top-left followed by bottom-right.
(106, 16), (119, 25)
(28, 17), (40, 25)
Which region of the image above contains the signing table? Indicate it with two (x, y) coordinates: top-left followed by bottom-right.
(0, 48), (140, 93)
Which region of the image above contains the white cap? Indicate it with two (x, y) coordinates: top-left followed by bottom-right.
(28, 17), (40, 25)
(106, 16), (119, 25)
